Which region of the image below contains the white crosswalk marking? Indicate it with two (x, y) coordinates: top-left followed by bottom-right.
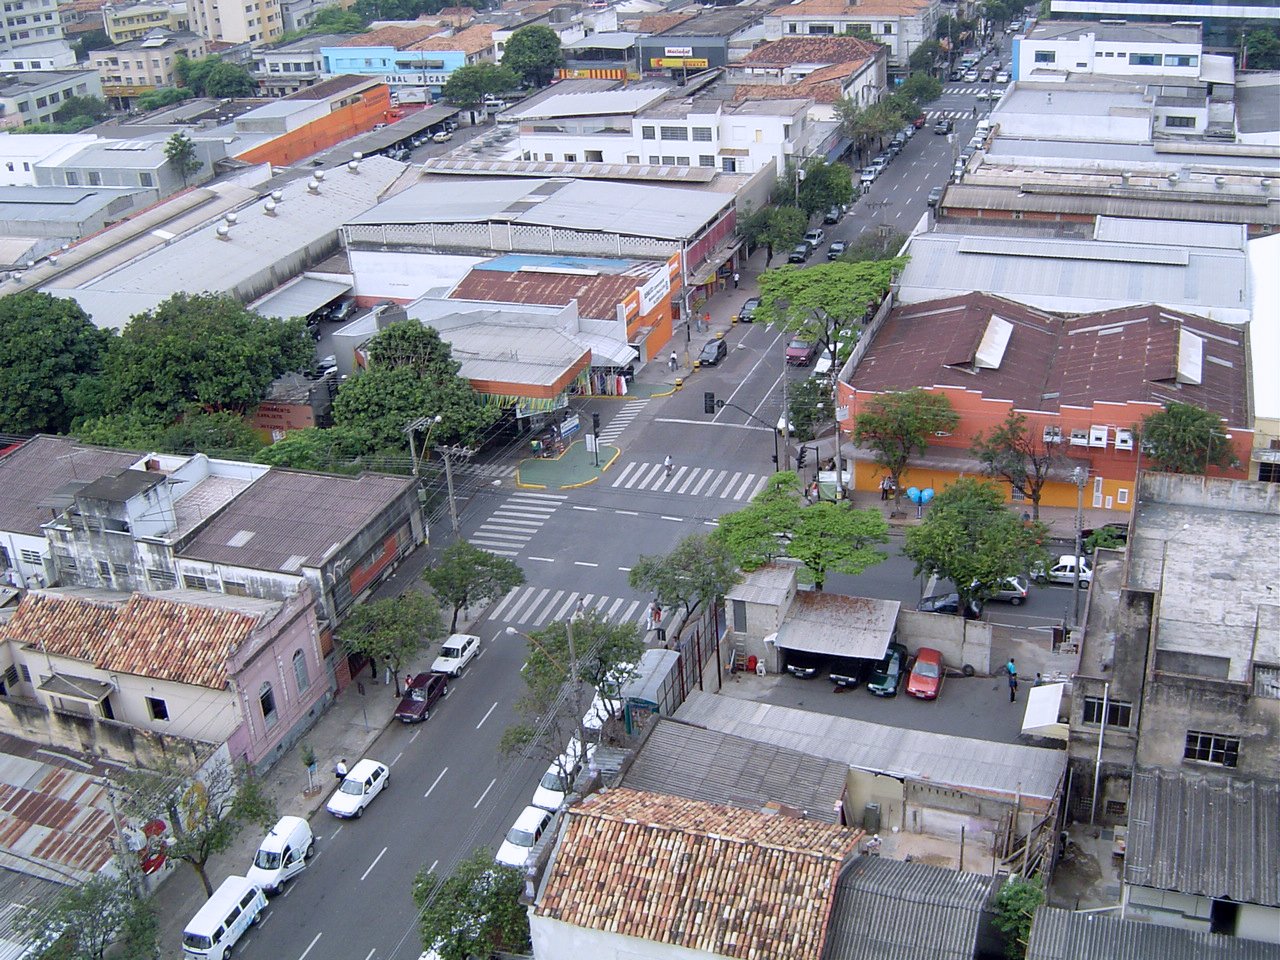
(468, 492), (566, 557)
(608, 462), (763, 500)
(595, 400), (649, 445)
(494, 585), (647, 629)
(453, 462), (518, 481)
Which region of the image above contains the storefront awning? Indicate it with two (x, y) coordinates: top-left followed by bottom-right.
(38, 673), (113, 703)
(688, 239), (744, 287)
(824, 136), (853, 163)
(1021, 682), (1068, 740)
(576, 332), (638, 367)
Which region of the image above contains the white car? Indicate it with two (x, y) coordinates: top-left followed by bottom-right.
(495, 805), (553, 869)
(803, 228), (825, 247)
(326, 758), (389, 818)
(814, 341), (842, 376)
(531, 742), (595, 811)
(431, 633), (480, 676)
(995, 71), (1010, 83)
(1033, 555), (1093, 586)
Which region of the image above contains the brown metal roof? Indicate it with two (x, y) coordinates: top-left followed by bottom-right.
(0, 436), (139, 536)
(449, 264), (657, 320)
(0, 759), (116, 883)
(535, 787), (861, 960)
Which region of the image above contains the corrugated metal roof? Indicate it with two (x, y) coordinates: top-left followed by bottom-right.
(1124, 769), (1280, 907)
(1027, 906), (1278, 960)
(724, 563), (795, 605)
(448, 264), (652, 320)
(823, 857), (999, 960)
(0, 753), (115, 884)
(620, 718), (848, 823)
(0, 436), (139, 536)
(674, 691), (1067, 802)
(776, 593), (899, 661)
(1093, 217), (1247, 250)
(940, 184), (1277, 228)
(503, 86), (668, 120)
(251, 276), (351, 320)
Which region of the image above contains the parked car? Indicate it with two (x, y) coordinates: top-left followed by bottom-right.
(871, 154), (891, 171)
(859, 166), (879, 184)
(1032, 555), (1093, 586)
(787, 243), (813, 264)
(331, 299), (360, 324)
(996, 71), (1010, 83)
(530, 744), (591, 811)
(827, 240), (848, 260)
(431, 130), (453, 143)
(900, 124), (917, 139)
(981, 67), (994, 81)
(803, 228), (825, 247)
(927, 186), (944, 206)
(905, 647), (944, 700)
(325, 758), (389, 818)
(495, 806), (553, 868)
(829, 657), (870, 688)
(933, 118), (954, 135)
(814, 341), (842, 375)
(963, 69), (980, 82)
(737, 296), (760, 322)
(867, 643), (909, 697)
(246, 816), (314, 893)
(912, 113), (927, 128)
(785, 650), (829, 679)
(823, 205), (843, 224)
(916, 593), (984, 619)
(394, 672), (448, 723)
(785, 338), (818, 365)
(431, 633), (480, 676)
(974, 575), (1030, 605)
(698, 338), (727, 366)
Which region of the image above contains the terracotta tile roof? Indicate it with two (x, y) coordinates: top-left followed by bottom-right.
(848, 293), (1249, 424)
(449, 262), (658, 319)
(636, 12), (696, 34)
(338, 23), (442, 47)
(777, 0), (932, 17)
(3, 592), (259, 690)
(739, 36), (882, 65)
(535, 787), (861, 960)
(733, 72), (850, 104)
(407, 23), (495, 54)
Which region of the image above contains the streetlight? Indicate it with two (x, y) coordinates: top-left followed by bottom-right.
(506, 619), (588, 752)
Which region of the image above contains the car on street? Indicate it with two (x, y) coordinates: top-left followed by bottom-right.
(975, 575), (1030, 605)
(916, 593), (984, 619)
(933, 118), (954, 134)
(495, 805), (553, 868)
(976, 89), (1000, 101)
(981, 67), (994, 81)
(698, 338), (727, 366)
(871, 154), (891, 172)
(431, 130), (453, 142)
(900, 124), (917, 139)
(530, 745), (591, 811)
(823, 205), (843, 224)
(827, 240), (847, 260)
(912, 113), (927, 128)
(905, 647), (944, 700)
(803, 228), (825, 246)
(927, 186), (944, 206)
(787, 243), (813, 264)
(859, 166), (879, 184)
(829, 657), (870, 688)
(431, 633), (480, 676)
(814, 341), (842, 375)
(963, 69), (980, 82)
(325, 758), (389, 818)
(867, 642), (909, 697)
(1033, 555), (1093, 586)
(785, 650), (829, 679)
(996, 71), (1010, 83)
(394, 671), (448, 723)
(737, 296), (760, 322)
(785, 338), (818, 365)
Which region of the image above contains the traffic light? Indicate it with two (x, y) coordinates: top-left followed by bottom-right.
(771, 454), (779, 465)
(592, 411), (601, 433)
(704, 391), (716, 415)
(796, 446), (808, 469)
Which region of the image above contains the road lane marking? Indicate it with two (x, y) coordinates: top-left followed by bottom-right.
(572, 505), (598, 512)
(297, 931), (323, 960)
(733, 474), (756, 499)
(424, 767), (448, 798)
(530, 589), (566, 625)
(392, 751), (403, 765)
(529, 555), (555, 562)
(490, 586), (521, 619)
(476, 702), (498, 729)
(428, 859), (439, 874)
(574, 561), (599, 567)
(616, 509), (638, 516)
(360, 847), (387, 881)
(411, 728), (422, 743)
(612, 461), (638, 485)
(618, 565), (631, 571)
(660, 515), (683, 522)
(332, 825), (343, 839)
(665, 465), (690, 490)
(473, 777), (497, 808)
(654, 417), (768, 431)
(363, 950), (376, 960)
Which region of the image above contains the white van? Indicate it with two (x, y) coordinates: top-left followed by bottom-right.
(246, 816), (314, 893)
(182, 875), (267, 960)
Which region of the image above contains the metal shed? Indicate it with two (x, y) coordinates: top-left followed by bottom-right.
(620, 648), (682, 734)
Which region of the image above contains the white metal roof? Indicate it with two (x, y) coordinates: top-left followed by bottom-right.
(251, 276), (351, 320)
(502, 86), (668, 121)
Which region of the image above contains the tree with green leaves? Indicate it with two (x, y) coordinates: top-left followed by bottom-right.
(97, 293), (311, 423)
(502, 24), (563, 87)
(712, 471), (804, 571)
(15, 872), (158, 960)
(137, 86), (191, 111)
(1245, 27), (1280, 69)
(0, 291), (111, 435)
(788, 501), (889, 590)
(904, 478), (1048, 610)
(853, 388), (958, 514)
(442, 62), (520, 112)
(164, 131), (202, 185)
(908, 40), (942, 74)
(423, 540), (526, 632)
(413, 848), (531, 960)
(76, 408), (264, 459)
(788, 369), (836, 441)
(308, 5), (368, 32)
(118, 758), (277, 897)
(837, 98), (904, 152)
(834, 230), (908, 262)
(898, 71), (941, 105)
(256, 425), (370, 472)
(796, 158), (853, 218)
(758, 206), (808, 265)
(53, 95), (109, 125)
(628, 533), (740, 629)
(971, 411), (1067, 520)
(175, 55), (255, 97)
(1137, 401), (1238, 475)
(339, 593), (444, 695)
(73, 27), (111, 61)
(1083, 526), (1124, 554)
(992, 875), (1044, 959)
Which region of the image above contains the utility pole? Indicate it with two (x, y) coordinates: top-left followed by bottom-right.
(780, 369), (791, 472)
(566, 613), (588, 754)
(1071, 466), (1086, 628)
(435, 444), (462, 536)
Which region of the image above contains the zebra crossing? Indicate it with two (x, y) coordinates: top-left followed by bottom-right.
(490, 584), (649, 630)
(453, 461), (517, 481)
(944, 85), (1003, 95)
(609, 461), (767, 500)
(467, 491), (565, 557)
(595, 400), (649, 445)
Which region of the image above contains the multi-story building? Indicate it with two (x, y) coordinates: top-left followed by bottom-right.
(187, 0), (280, 46)
(764, 0), (940, 76)
(1047, 0), (1279, 52)
(101, 0), (188, 42)
(1013, 20), (1205, 81)
(89, 28), (206, 105)
(34, 128), (223, 190)
(0, 68), (101, 127)
(636, 6), (765, 74)
(727, 35), (888, 121)
(253, 32), (353, 97)
(0, 0), (65, 57)
(0, 37), (75, 70)
(320, 23), (495, 101)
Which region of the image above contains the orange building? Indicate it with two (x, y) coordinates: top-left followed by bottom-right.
(234, 76), (393, 169)
(836, 294), (1252, 513)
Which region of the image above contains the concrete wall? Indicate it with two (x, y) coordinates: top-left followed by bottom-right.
(531, 913), (723, 960)
(896, 610), (992, 675)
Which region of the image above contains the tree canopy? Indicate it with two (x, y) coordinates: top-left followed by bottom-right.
(442, 63), (520, 107)
(1137, 401), (1238, 475)
(15, 872), (158, 960)
(903, 478), (1048, 609)
(137, 86), (191, 111)
(971, 411), (1067, 520)
(628, 533), (740, 626)
(741, 205), (807, 264)
(1245, 27), (1280, 69)
(53, 95), (110, 125)
(340, 593), (444, 695)
(788, 365), (836, 441)
(992, 875), (1044, 959)
(796, 159), (853, 217)
(164, 131), (203, 184)
(413, 848), (531, 960)
(501, 25), (564, 87)
(852, 388), (957, 512)
(712, 472), (804, 571)
(175, 55), (256, 97)
(422, 540), (525, 632)
(0, 291), (110, 434)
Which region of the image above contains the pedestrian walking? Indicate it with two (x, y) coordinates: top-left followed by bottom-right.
(732, 271), (740, 289)
(669, 350), (678, 371)
(879, 475), (892, 501)
(972, 104), (979, 118)
(1005, 658), (1018, 702)
(663, 454), (674, 477)
(575, 597), (586, 617)
(334, 758), (348, 781)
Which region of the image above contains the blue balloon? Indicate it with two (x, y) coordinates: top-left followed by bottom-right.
(921, 488), (935, 504)
(906, 486), (921, 503)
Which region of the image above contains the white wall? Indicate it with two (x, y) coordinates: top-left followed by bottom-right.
(0, 132), (97, 184)
(2, 531), (50, 586)
(531, 914), (724, 960)
(1018, 32), (1202, 80)
(348, 249), (485, 301)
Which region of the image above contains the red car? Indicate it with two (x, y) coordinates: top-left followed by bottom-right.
(785, 338), (818, 365)
(905, 647), (944, 700)
(394, 672), (448, 722)
(912, 114), (927, 129)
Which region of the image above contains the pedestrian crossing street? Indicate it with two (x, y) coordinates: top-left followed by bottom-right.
(490, 584), (649, 630)
(609, 461), (767, 500)
(925, 108), (987, 119)
(595, 400), (649, 445)
(944, 85), (1003, 95)
(453, 461), (517, 481)
(468, 491), (565, 557)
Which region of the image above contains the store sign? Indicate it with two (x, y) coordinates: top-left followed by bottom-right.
(650, 57), (709, 69)
(664, 46), (694, 56)
(638, 264), (672, 315)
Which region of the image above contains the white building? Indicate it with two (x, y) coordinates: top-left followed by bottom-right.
(188, 0), (281, 45)
(0, 0), (65, 59)
(0, 38), (75, 71)
(0, 70), (102, 128)
(1014, 21), (1205, 81)
(253, 32), (355, 97)
(763, 0), (939, 74)
(0, 131), (97, 183)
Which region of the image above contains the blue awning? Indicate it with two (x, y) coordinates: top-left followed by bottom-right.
(824, 136), (853, 163)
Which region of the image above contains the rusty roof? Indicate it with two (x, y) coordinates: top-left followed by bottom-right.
(449, 263), (657, 319)
(0, 436), (139, 537)
(635, 11), (696, 33)
(847, 293), (1249, 424)
(3, 591), (260, 689)
(338, 23), (442, 47)
(738, 36), (882, 65)
(535, 787), (860, 960)
(410, 23), (495, 54)
(0, 755), (116, 884)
